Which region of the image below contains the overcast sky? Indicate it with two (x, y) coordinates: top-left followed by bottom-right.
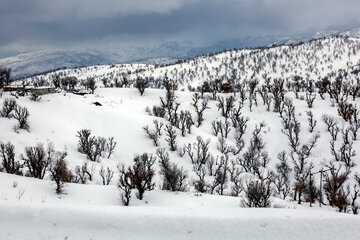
(1, 0), (360, 58)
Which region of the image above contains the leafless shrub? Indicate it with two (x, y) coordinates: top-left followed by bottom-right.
(306, 111), (317, 133)
(185, 136), (211, 170)
(49, 153), (71, 194)
(322, 114), (340, 141)
(126, 153), (156, 200)
(76, 129), (116, 161)
(241, 179), (272, 208)
(217, 137), (232, 154)
(30, 92), (41, 101)
(217, 96), (235, 118)
(210, 155), (229, 195)
(192, 93), (209, 127)
(106, 137), (117, 159)
(165, 124), (177, 151)
(13, 105), (30, 131)
(274, 151), (292, 200)
(135, 77), (148, 96)
(21, 143), (50, 179)
(0, 142), (22, 175)
(143, 126), (159, 146)
(99, 166), (114, 185)
(305, 92), (316, 108)
(74, 162), (94, 184)
(157, 148), (187, 192)
(1, 98), (17, 118)
(323, 165), (350, 212)
(118, 164), (133, 206)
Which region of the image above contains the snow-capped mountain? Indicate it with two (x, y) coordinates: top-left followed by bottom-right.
(20, 33), (360, 92)
(270, 27), (360, 46)
(6, 28), (360, 79)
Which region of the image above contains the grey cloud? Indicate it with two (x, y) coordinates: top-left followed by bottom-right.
(1, 0), (360, 57)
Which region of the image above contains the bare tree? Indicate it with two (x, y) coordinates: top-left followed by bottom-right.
(291, 136), (319, 204)
(330, 139), (356, 168)
(157, 148), (187, 191)
(305, 92), (316, 108)
(165, 124), (177, 151)
(217, 137), (232, 154)
(270, 78), (285, 112)
(274, 151), (292, 200)
(99, 166), (114, 185)
(143, 126), (159, 146)
(13, 105), (30, 131)
(128, 153), (156, 200)
(322, 115), (340, 141)
(281, 98), (300, 152)
(0, 67), (11, 86)
(323, 165), (349, 212)
(135, 77), (149, 96)
(21, 143), (50, 179)
(306, 111), (317, 133)
(237, 123), (269, 179)
(0, 142), (22, 175)
(153, 120), (164, 136)
(241, 179), (272, 208)
(106, 137), (117, 159)
(210, 155), (229, 195)
(350, 121), (360, 140)
(30, 92), (41, 102)
(118, 164), (133, 206)
(185, 136), (211, 171)
(49, 153), (71, 194)
(76, 129), (112, 162)
(228, 160), (243, 196)
(350, 185), (359, 214)
(178, 110), (193, 136)
(74, 162), (94, 184)
(217, 96), (235, 118)
(85, 77), (97, 94)
(192, 93), (209, 127)
(1, 98), (17, 118)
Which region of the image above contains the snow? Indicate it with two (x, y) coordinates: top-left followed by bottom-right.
(2, 203), (360, 240)
(12, 35), (360, 92)
(1, 35), (360, 239)
(1, 172), (360, 240)
(0, 86), (359, 239)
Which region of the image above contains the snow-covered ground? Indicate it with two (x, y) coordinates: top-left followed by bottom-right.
(1, 173), (360, 240)
(0, 86), (360, 239)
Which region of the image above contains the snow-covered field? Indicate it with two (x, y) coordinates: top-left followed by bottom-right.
(0, 85), (360, 239)
(1, 173), (360, 240)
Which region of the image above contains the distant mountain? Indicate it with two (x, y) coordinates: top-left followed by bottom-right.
(0, 50), (110, 79)
(270, 27), (360, 46)
(0, 37), (286, 79)
(1, 28), (360, 79)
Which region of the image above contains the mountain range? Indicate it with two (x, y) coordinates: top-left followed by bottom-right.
(1, 28), (360, 79)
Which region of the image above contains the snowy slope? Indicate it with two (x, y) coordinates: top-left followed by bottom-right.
(1, 190), (360, 240)
(0, 35), (291, 79)
(1, 33), (360, 239)
(2, 88), (358, 181)
(17, 35), (360, 91)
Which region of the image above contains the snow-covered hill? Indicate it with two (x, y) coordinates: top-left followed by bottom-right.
(1, 32), (360, 239)
(0, 84), (360, 238)
(4, 28), (360, 79)
(18, 35), (360, 91)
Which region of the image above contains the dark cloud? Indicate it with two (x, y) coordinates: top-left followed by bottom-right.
(1, 0), (360, 57)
